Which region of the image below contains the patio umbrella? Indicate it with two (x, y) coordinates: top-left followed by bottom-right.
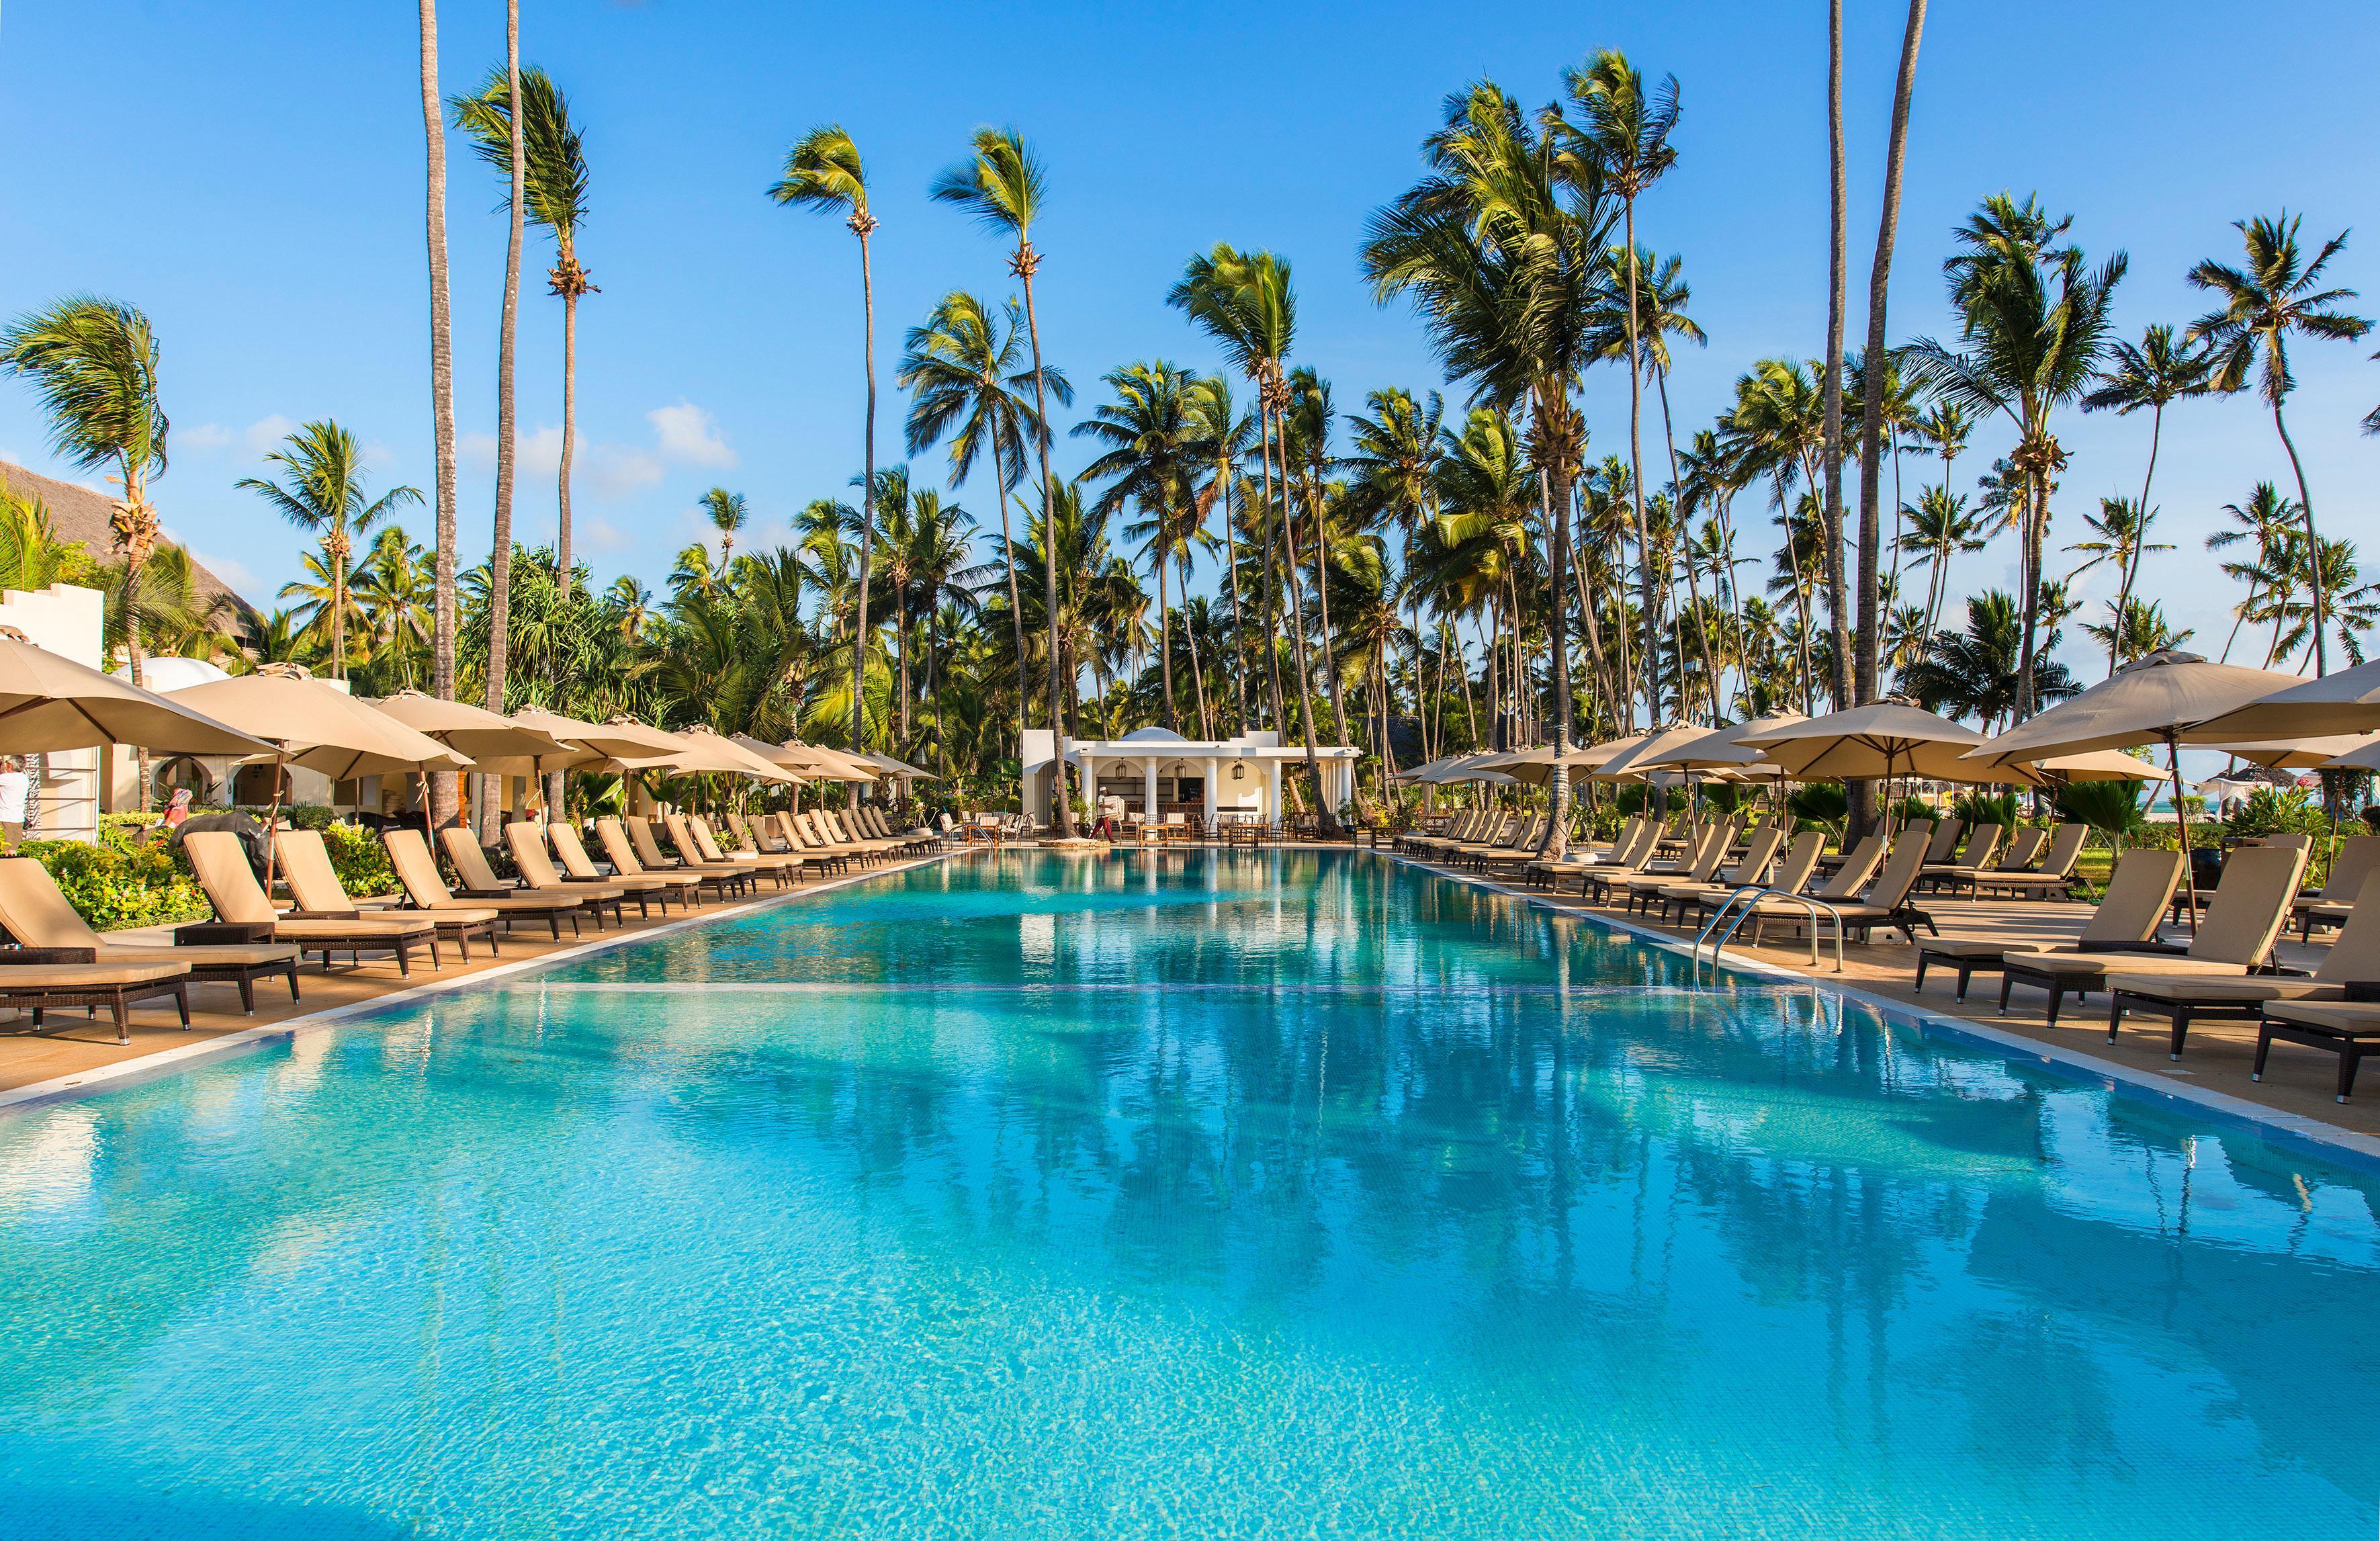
(1643, 713), (1806, 774)
(1593, 723), (1729, 781)
(167, 664), (474, 893)
(2196, 734), (2377, 771)
(659, 724), (797, 783)
(2321, 740), (2380, 775)
(0, 629), (275, 759)
(1736, 703), (1995, 782)
(2028, 749), (2164, 782)
(779, 741), (882, 782)
(366, 690), (572, 763)
(1961, 650), (2309, 916)
(2183, 655), (2380, 741)
(858, 750), (935, 781)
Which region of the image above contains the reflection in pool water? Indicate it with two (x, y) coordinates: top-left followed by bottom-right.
(0, 848), (2374, 1538)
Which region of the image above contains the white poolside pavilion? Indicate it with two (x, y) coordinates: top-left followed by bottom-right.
(1020, 728), (1361, 828)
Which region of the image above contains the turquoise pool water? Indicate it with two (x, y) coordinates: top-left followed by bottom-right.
(2, 848), (2377, 1538)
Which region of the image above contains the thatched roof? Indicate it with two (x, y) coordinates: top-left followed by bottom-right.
(0, 459), (259, 631)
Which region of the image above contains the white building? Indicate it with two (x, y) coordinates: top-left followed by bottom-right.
(2, 582), (105, 842)
(1020, 728), (1360, 827)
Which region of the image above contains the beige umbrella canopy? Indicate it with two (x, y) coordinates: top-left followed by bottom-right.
(0, 631), (276, 758)
(498, 708), (678, 765)
(781, 741), (881, 782)
(1646, 713), (1806, 773)
(858, 750), (935, 781)
(365, 690), (572, 764)
(2322, 739), (2380, 774)
(2028, 749), (2165, 782)
(169, 667), (471, 781)
(2183, 656), (2380, 742)
(1418, 753), (1517, 787)
(1737, 703), (1998, 783)
(1594, 723), (1732, 782)
(661, 724), (796, 783)
(2199, 735), (2377, 771)
(1573, 732), (1650, 770)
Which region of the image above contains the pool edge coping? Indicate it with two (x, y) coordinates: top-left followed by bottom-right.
(0, 850), (965, 1117)
(1379, 848), (2380, 1173)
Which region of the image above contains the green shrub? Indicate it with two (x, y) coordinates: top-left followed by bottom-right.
(2052, 779), (2149, 848)
(1953, 789), (2021, 828)
(1788, 782), (1847, 836)
(17, 836), (211, 931)
(2223, 785), (2327, 842)
(321, 823), (397, 897)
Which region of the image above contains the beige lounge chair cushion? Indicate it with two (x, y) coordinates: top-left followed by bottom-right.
(103, 943), (300, 967)
(1917, 936), (2052, 961)
(2105, 975), (2340, 1006)
(0, 962), (188, 988)
(1998, 950), (2245, 983)
(274, 915), (437, 941)
(2264, 1000), (2380, 1035)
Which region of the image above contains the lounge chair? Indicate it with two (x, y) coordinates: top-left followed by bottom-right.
(775, 812), (852, 873)
(597, 817), (734, 904)
(729, 813), (832, 880)
(1672, 830), (1822, 930)
(438, 828), (599, 937)
(2254, 995), (2380, 1102)
(279, 828), (498, 963)
(1611, 825), (1731, 913)
(1536, 820), (1663, 895)
(2106, 868), (2380, 1060)
(1737, 832), (1926, 946)
(0, 953), (190, 1045)
(551, 820), (697, 912)
(2293, 835), (2380, 940)
(1994, 842), (2306, 1027)
(1918, 823), (2003, 896)
(1655, 826), (1786, 926)
(1916, 846), (2184, 1004)
(1970, 822), (2091, 901)
(506, 823), (628, 926)
(388, 829), (585, 941)
(183, 830), (438, 975)
(687, 815), (796, 887)
(812, 810), (894, 863)
(0, 854), (298, 1016)
(627, 816), (752, 895)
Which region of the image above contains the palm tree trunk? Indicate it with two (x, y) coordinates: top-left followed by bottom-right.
(852, 227), (877, 809)
(1220, 468), (1250, 732)
(2275, 398), (2328, 676)
(1540, 404), (1573, 860)
(482, 0), (523, 846)
(418, 0), (461, 834)
(895, 591), (910, 745)
(1622, 201), (1657, 731)
(1855, 0), (1926, 705)
(1273, 402), (1335, 832)
(1157, 555), (1176, 730)
(2015, 462), (2045, 721)
(1015, 247), (1073, 837)
(1820, 0), (1854, 715)
(1254, 405), (1288, 741)
(1183, 594), (1211, 738)
(2111, 399), (2162, 676)
(1307, 473), (1350, 746)
(994, 424), (1030, 741)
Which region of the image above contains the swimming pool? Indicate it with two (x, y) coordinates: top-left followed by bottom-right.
(1, 848), (2375, 1538)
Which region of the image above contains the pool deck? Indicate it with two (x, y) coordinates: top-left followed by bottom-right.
(0, 848), (966, 1107)
(1386, 847), (2380, 1156)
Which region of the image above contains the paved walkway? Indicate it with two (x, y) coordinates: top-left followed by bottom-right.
(0, 851), (960, 1101)
(1393, 849), (2380, 1145)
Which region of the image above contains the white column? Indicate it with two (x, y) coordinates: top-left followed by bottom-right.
(1266, 760), (1282, 826)
(1144, 760), (1159, 824)
(1203, 754), (1219, 829)
(1079, 752), (1095, 824)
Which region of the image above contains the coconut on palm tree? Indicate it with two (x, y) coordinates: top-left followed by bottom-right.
(700, 488), (748, 568)
(932, 128), (1077, 836)
(236, 420), (422, 680)
(2187, 214), (2371, 677)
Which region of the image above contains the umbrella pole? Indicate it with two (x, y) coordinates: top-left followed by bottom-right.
(2167, 733), (2198, 932)
(259, 750), (289, 906)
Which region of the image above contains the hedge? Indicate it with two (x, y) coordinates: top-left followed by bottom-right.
(19, 824), (211, 932)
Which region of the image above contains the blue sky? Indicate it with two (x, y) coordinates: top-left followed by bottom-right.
(3, 0), (2377, 689)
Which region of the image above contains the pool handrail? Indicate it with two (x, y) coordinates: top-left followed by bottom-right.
(1693, 883), (1847, 977)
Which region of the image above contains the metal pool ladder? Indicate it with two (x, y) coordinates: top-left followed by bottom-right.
(1693, 884), (1847, 977)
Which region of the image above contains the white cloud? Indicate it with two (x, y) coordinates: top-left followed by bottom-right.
(179, 423), (232, 451)
(243, 414), (298, 456)
(191, 551), (261, 597)
(649, 402), (736, 468)
(588, 448), (665, 499)
(459, 424), (564, 478)
(584, 517), (633, 552)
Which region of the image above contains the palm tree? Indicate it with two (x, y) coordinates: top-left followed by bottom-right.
(2207, 482), (2303, 664)
(933, 128), (1075, 836)
(1186, 375), (1258, 731)
(1558, 50), (1679, 728)
(1722, 359), (1830, 708)
(1343, 386), (1445, 759)
(1171, 245), (1335, 830)
(1074, 361), (1202, 732)
(2187, 214), (2371, 676)
(355, 526), (435, 691)
(899, 291), (1067, 747)
(1900, 590), (2078, 732)
(773, 126), (878, 807)
(1284, 367), (1354, 752)
(2064, 496), (2170, 675)
(415, 0), (461, 829)
(236, 421), (422, 680)
(2079, 323), (2216, 676)
(1906, 193), (2125, 721)
(1896, 484), (1985, 646)
(2082, 599), (2194, 668)
(445, 6), (524, 840)
(0, 296), (169, 807)
(700, 487), (748, 566)
(1851, 0), (1931, 717)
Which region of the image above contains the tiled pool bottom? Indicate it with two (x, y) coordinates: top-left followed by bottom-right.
(1, 848), (2375, 1538)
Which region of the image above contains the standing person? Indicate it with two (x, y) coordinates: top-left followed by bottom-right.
(0, 758), (27, 847)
